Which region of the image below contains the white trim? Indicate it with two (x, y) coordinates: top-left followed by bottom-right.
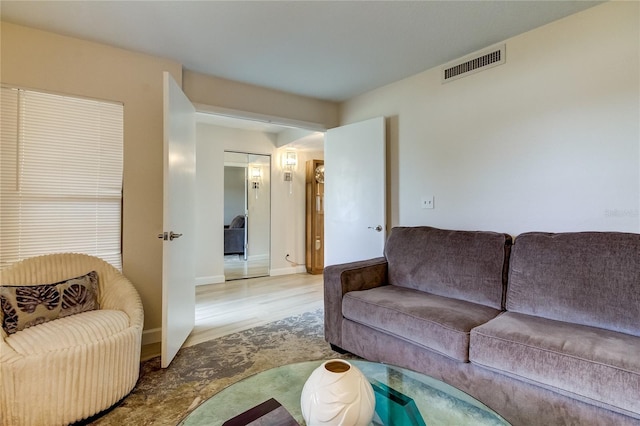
(142, 328), (161, 345)
(195, 275), (226, 286)
(270, 265), (308, 276)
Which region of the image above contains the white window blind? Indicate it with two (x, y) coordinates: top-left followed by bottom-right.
(0, 87), (123, 269)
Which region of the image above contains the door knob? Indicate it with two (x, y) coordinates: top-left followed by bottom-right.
(157, 232), (182, 241)
(368, 225), (383, 232)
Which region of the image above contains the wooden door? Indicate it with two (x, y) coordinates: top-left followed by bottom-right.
(306, 159), (324, 274)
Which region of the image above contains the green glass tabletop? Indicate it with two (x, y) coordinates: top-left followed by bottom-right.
(178, 360), (510, 426)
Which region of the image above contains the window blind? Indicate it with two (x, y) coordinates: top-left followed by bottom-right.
(0, 87), (123, 269)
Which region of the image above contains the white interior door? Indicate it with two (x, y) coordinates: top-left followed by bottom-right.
(161, 72), (196, 368)
(324, 117), (386, 266)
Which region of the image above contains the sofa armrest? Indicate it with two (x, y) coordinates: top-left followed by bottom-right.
(324, 257), (388, 348)
(224, 228), (245, 254)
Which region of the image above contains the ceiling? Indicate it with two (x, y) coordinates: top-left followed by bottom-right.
(1, 1), (603, 149)
(1, 1), (603, 103)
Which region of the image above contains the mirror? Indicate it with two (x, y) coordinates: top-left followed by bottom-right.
(223, 151), (270, 280)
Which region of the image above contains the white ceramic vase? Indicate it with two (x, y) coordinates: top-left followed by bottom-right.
(300, 359), (375, 426)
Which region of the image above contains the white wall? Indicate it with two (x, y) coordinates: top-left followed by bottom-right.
(340, 2), (639, 235)
(196, 122), (323, 284)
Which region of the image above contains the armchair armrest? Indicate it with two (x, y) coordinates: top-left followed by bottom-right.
(323, 257), (388, 348)
(0, 329), (21, 364)
(100, 274), (144, 331)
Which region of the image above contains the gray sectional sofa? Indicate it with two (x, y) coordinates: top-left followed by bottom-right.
(324, 226), (640, 425)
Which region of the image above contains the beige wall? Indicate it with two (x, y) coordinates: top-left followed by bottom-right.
(1, 22), (337, 340)
(1, 22), (182, 334)
(184, 70), (339, 130)
(340, 2), (640, 235)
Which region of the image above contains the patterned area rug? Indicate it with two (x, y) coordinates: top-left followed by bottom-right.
(85, 309), (354, 425)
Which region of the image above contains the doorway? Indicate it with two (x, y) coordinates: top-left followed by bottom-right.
(223, 151), (271, 280)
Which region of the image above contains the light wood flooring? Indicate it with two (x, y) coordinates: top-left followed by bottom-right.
(223, 255), (270, 280)
(141, 273), (323, 360)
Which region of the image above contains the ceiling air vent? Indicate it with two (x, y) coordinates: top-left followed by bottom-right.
(442, 44), (506, 83)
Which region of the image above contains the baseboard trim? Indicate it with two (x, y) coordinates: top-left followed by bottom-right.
(195, 275), (225, 286)
(142, 327), (161, 345)
(270, 265), (308, 276)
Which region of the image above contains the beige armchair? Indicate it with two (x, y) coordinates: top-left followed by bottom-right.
(0, 253), (143, 426)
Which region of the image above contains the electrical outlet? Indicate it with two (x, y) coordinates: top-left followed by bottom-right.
(421, 196), (434, 209)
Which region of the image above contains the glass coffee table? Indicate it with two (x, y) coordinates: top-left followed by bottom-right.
(178, 360), (510, 425)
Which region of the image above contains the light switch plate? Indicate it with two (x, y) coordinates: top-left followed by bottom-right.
(421, 196), (434, 209)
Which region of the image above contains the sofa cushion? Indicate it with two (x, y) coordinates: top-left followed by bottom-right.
(384, 227), (511, 310)
(5, 309), (129, 356)
(470, 311), (640, 416)
(343, 285), (502, 361)
(507, 232), (640, 337)
(0, 271), (99, 334)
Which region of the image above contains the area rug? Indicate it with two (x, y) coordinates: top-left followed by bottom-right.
(85, 309), (354, 425)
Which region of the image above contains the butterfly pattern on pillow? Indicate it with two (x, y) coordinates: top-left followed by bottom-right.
(61, 282), (98, 316)
(15, 284), (61, 313)
(0, 271), (99, 334)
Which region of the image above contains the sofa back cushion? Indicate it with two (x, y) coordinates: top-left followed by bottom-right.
(384, 227), (512, 309)
(229, 215), (245, 229)
(507, 232), (640, 337)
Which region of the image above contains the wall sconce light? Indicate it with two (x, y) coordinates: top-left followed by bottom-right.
(281, 151), (298, 195)
(250, 166), (262, 199)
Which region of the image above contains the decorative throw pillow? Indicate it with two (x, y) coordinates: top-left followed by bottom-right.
(0, 271), (99, 335)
